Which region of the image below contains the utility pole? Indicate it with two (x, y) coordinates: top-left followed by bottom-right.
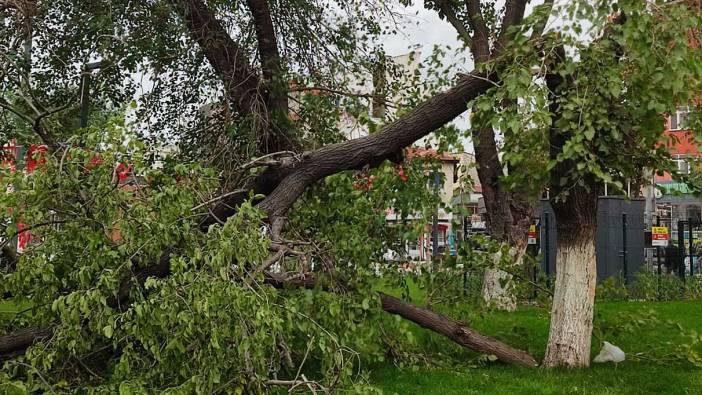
(79, 61), (106, 128)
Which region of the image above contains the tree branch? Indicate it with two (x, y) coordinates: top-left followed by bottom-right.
(432, 0), (472, 46)
(379, 292), (538, 367)
(465, 0), (491, 62)
(492, 0), (529, 56)
(170, 0), (264, 119)
(245, 0), (285, 113)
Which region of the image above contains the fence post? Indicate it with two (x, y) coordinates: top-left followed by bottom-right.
(544, 212), (550, 289)
(690, 218), (695, 277)
(678, 220), (686, 297)
(657, 216), (662, 300)
(622, 213), (628, 285)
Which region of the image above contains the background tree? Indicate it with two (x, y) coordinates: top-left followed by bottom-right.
(472, 0), (702, 366)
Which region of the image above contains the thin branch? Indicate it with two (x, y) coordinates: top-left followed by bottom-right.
(0, 97), (34, 124)
(265, 378), (326, 393)
(240, 150), (297, 170)
(290, 86), (397, 105)
(432, 0), (472, 46)
(191, 189), (248, 212)
(256, 248), (285, 273)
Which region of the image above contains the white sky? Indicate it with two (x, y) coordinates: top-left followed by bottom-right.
(127, 0), (570, 153)
(374, 0), (572, 153)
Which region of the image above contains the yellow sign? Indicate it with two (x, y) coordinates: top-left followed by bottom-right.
(528, 225), (537, 244)
(652, 226), (669, 247)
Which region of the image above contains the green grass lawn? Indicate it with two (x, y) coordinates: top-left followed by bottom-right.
(2, 286), (701, 394)
(370, 298), (702, 394)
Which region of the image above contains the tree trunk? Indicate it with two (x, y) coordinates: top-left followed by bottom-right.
(471, 121), (533, 311)
(481, 244), (527, 312)
(379, 292), (538, 367)
(542, 210), (597, 368)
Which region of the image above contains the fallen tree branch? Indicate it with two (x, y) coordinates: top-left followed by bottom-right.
(0, 327), (53, 361)
(379, 292), (538, 367)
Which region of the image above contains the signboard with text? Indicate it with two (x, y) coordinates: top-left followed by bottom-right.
(652, 226), (669, 247)
(528, 224), (537, 245)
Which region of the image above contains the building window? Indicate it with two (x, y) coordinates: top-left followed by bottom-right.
(671, 106), (690, 130)
(675, 156), (690, 174)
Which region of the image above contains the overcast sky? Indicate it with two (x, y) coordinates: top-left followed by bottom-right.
(375, 0), (570, 152)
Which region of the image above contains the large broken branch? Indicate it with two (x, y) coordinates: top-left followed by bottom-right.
(379, 292), (538, 367)
(257, 71), (495, 219)
(0, 327), (52, 360)
(1, 268), (538, 368)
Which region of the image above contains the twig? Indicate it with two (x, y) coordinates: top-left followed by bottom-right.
(0, 220), (68, 249)
(11, 362), (57, 394)
(265, 377), (326, 394)
(292, 336), (315, 387)
(191, 189), (247, 211)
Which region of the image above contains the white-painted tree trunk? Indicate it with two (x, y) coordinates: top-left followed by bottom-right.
(543, 237), (597, 368)
(481, 245), (527, 312)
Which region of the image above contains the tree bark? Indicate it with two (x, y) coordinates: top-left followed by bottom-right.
(0, 327), (52, 361)
(472, 123), (532, 310)
(481, 244), (528, 311)
(170, 0), (264, 119)
(542, 220), (597, 368)
(379, 292), (538, 367)
(244, 0), (293, 153)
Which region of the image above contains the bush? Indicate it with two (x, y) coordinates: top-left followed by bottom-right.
(596, 270), (702, 302)
(596, 276), (629, 302)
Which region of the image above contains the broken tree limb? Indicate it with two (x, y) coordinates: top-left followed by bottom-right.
(378, 292), (538, 367)
(0, 327), (53, 361)
(0, 270), (538, 368)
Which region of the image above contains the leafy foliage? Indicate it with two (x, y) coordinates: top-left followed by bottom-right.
(0, 118), (387, 393)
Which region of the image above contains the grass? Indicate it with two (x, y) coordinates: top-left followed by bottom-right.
(369, 281), (702, 395)
(2, 284), (701, 394)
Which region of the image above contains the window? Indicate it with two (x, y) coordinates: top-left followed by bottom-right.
(676, 156), (690, 174)
(671, 106), (690, 130)
(437, 231), (446, 246)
